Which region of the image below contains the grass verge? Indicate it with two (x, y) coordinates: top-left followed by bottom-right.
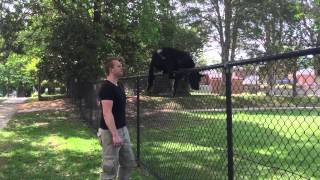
(137, 108), (320, 179)
(0, 110), (153, 180)
(0, 97), (7, 103)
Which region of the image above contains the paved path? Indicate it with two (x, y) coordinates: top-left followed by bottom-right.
(0, 98), (27, 129)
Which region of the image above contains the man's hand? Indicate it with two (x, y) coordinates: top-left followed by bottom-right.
(112, 133), (123, 147)
(101, 100), (124, 147)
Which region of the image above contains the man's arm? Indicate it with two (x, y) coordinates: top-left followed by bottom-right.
(101, 100), (123, 146)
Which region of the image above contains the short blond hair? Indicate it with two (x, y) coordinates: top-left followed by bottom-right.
(104, 57), (124, 75)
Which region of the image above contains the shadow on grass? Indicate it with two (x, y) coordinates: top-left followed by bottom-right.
(0, 110), (154, 180)
(0, 139), (100, 179)
(0, 98), (6, 103)
(0, 111), (101, 179)
(39, 94), (67, 101)
(241, 108), (320, 116)
(139, 95), (320, 110)
(133, 109), (320, 179)
(5, 111), (93, 140)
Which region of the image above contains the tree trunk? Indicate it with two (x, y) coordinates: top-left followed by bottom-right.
(266, 62), (275, 96)
(223, 0), (232, 63)
(38, 72), (42, 100)
(314, 55), (320, 82)
(93, 0), (101, 23)
(17, 83), (25, 97)
(230, 8), (240, 61)
(60, 86), (66, 94)
(174, 79), (191, 97)
(219, 0), (232, 96)
(149, 75), (173, 96)
(292, 59), (298, 97)
(48, 86), (55, 95)
(264, 18), (277, 96)
(314, 33), (320, 81)
(292, 72), (298, 97)
(6, 76), (9, 97)
(149, 75), (190, 97)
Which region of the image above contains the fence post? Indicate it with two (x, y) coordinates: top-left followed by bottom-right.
(136, 77), (141, 166)
(225, 64), (234, 180)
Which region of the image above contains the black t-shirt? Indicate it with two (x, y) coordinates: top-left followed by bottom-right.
(99, 80), (126, 130)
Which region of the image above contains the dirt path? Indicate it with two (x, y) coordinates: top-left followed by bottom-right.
(0, 98), (27, 129)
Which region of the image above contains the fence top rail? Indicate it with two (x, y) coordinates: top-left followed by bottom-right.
(227, 47), (320, 67)
(94, 47), (320, 82)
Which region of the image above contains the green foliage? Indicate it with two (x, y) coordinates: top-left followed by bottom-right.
(44, 15), (104, 83)
(138, 0), (161, 45)
(1, 0), (206, 93)
(0, 53), (39, 94)
(0, 0), (27, 61)
(4, 0), (320, 97)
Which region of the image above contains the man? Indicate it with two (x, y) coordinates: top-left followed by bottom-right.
(97, 57), (136, 180)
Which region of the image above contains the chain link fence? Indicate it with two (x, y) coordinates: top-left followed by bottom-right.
(73, 47), (320, 179)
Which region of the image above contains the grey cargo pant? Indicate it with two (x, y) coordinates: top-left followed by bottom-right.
(97, 127), (136, 180)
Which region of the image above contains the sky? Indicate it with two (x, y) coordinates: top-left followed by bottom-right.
(203, 44), (222, 65)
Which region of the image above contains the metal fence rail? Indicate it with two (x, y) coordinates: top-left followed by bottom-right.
(74, 47), (320, 179)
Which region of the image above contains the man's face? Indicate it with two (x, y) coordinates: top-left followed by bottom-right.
(111, 60), (123, 77)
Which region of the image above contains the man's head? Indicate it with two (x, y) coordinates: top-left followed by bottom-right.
(104, 57), (124, 78)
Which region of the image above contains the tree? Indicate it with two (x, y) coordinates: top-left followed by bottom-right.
(236, 0), (301, 96)
(178, 0), (256, 95)
(0, 53), (39, 96)
(0, 0), (29, 62)
(1, 0), (208, 98)
(299, 0), (320, 77)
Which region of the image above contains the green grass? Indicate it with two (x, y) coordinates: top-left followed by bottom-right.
(0, 97), (7, 103)
(0, 110), (154, 180)
(24, 97), (38, 103)
(41, 94), (66, 99)
(26, 94), (67, 103)
(137, 108), (320, 179)
(140, 94), (320, 110)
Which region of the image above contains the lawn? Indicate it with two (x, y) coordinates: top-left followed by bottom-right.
(136, 108), (320, 179)
(0, 97), (6, 103)
(0, 109), (154, 180)
(11, 95), (317, 179)
(139, 94), (320, 110)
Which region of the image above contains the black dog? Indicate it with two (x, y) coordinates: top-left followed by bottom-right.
(147, 47), (202, 96)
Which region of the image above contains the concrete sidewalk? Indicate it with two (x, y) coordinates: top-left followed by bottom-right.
(0, 98), (27, 129)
